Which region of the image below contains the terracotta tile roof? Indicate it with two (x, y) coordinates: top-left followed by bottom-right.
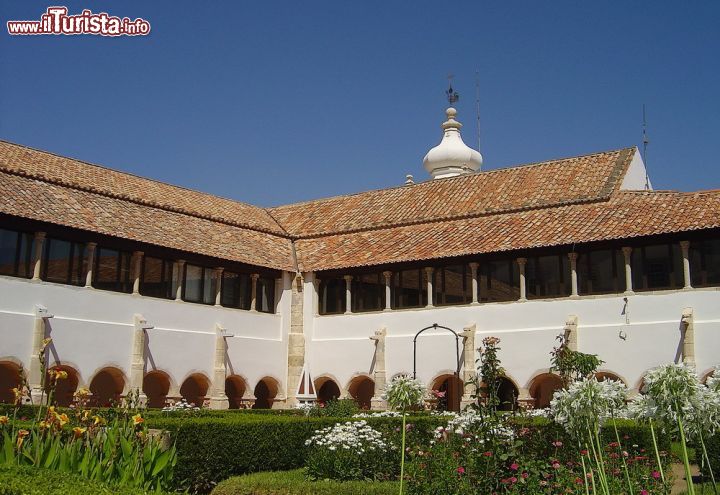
(0, 171), (295, 271)
(269, 148), (636, 238)
(294, 190), (720, 272)
(0, 140), (286, 236)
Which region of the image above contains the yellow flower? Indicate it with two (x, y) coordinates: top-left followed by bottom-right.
(38, 420), (49, 431)
(12, 388), (22, 403)
(74, 388), (90, 398)
(54, 370), (68, 381)
(0, 416), (8, 426)
(132, 414), (144, 426)
(16, 429), (29, 449)
(41, 338), (52, 350)
(81, 409), (90, 421)
(92, 415), (106, 426)
(72, 427), (86, 438)
(57, 413), (69, 427)
(48, 406), (56, 414)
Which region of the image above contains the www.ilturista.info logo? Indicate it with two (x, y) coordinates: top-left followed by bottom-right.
(7, 6), (151, 36)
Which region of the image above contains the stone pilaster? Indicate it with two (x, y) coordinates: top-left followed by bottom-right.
(286, 273), (306, 408)
(129, 314), (149, 406)
(209, 324), (229, 409)
(564, 315), (578, 351)
(460, 323), (477, 409)
(622, 247), (633, 294)
(517, 258), (527, 301)
(370, 327), (387, 410)
(84, 242), (97, 288)
(28, 305), (52, 404)
(174, 260), (185, 301)
(424, 267), (434, 308)
(681, 308), (695, 365)
(214, 268), (224, 306)
(680, 241), (692, 289)
(250, 273), (259, 311)
(31, 232), (46, 281)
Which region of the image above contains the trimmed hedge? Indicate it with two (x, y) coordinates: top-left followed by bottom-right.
(211, 469), (398, 495)
(0, 466), (166, 495)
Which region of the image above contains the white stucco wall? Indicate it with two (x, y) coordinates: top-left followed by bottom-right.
(308, 288), (720, 393)
(620, 148), (652, 191)
(0, 275), (287, 394)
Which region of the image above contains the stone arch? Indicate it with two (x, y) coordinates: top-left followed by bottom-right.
(179, 373), (210, 407)
(0, 361), (23, 404)
(347, 374), (374, 410)
(595, 371), (627, 386)
(46, 365), (80, 407)
(225, 375), (248, 409)
(528, 372), (563, 408)
(430, 373), (463, 412)
(88, 367), (126, 407)
(497, 376), (520, 411)
(143, 370), (171, 409)
(315, 375), (341, 404)
(700, 368), (716, 385)
(252, 376), (279, 409)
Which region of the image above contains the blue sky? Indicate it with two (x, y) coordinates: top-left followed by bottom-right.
(1, 1), (718, 206)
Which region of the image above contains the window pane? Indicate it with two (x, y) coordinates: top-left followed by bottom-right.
(438, 265), (469, 305)
(394, 269), (424, 308)
(44, 239), (72, 284)
(0, 229), (19, 276)
(184, 264), (203, 303)
(578, 250), (618, 295)
(481, 260), (519, 302)
(319, 277), (345, 314)
(257, 276), (275, 313)
(94, 247), (132, 293)
(691, 238), (720, 286)
(527, 255), (568, 299)
(141, 257), (173, 299)
(222, 271), (251, 309)
(203, 269), (216, 305)
(353, 273), (383, 312)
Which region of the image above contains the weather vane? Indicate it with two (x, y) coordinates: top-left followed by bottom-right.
(446, 73), (459, 106)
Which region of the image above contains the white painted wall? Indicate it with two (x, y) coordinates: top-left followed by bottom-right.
(0, 275), (287, 395)
(309, 288), (720, 394)
(620, 149), (652, 190)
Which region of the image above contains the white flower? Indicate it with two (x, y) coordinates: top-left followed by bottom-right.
(550, 377), (626, 438)
(383, 375), (427, 411)
(306, 420), (392, 455)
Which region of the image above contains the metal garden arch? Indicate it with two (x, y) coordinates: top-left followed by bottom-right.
(412, 323), (463, 411)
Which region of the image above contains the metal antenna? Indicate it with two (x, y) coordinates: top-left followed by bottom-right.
(446, 73), (459, 106)
(642, 104), (650, 190)
(475, 70), (481, 155)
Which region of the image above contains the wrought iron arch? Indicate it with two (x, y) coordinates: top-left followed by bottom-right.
(413, 323), (463, 411)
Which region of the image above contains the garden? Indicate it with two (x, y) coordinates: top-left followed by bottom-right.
(1, 336), (718, 495)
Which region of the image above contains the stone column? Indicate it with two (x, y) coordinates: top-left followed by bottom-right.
(250, 273), (259, 311)
(84, 242), (97, 288)
(681, 308), (695, 365)
(622, 247), (633, 294)
(568, 252), (579, 297)
(28, 305), (52, 404)
(131, 251), (144, 295)
(680, 241), (692, 289)
(174, 260), (186, 301)
(129, 314), (149, 406)
(370, 327), (387, 410)
(564, 315), (578, 351)
(424, 267), (434, 308)
(469, 262), (479, 304)
(382, 271), (392, 311)
(209, 324), (230, 409)
(286, 273), (306, 408)
(31, 232), (46, 281)
(344, 275), (353, 314)
(460, 324), (477, 409)
(517, 258), (527, 301)
(214, 268), (224, 306)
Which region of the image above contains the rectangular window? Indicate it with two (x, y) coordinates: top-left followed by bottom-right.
(480, 259), (519, 302)
(352, 273), (384, 312)
(435, 265), (471, 306)
(526, 255), (570, 299)
(0, 228), (34, 278)
(577, 249), (624, 295)
(183, 264), (216, 305)
(393, 269), (426, 309)
(319, 277), (346, 314)
(140, 256), (174, 299)
(43, 238), (85, 286)
(93, 247), (132, 293)
(633, 244), (683, 291)
(221, 271), (251, 309)
(256, 276), (275, 313)
(690, 238), (720, 287)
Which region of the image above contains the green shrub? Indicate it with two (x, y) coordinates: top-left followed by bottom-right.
(305, 399), (359, 417)
(705, 433), (719, 479)
(211, 469), (399, 495)
(0, 465), (167, 495)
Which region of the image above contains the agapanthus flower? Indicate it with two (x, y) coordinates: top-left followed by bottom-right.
(550, 377), (626, 438)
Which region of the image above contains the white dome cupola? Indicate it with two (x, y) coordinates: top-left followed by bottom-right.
(423, 105), (483, 179)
